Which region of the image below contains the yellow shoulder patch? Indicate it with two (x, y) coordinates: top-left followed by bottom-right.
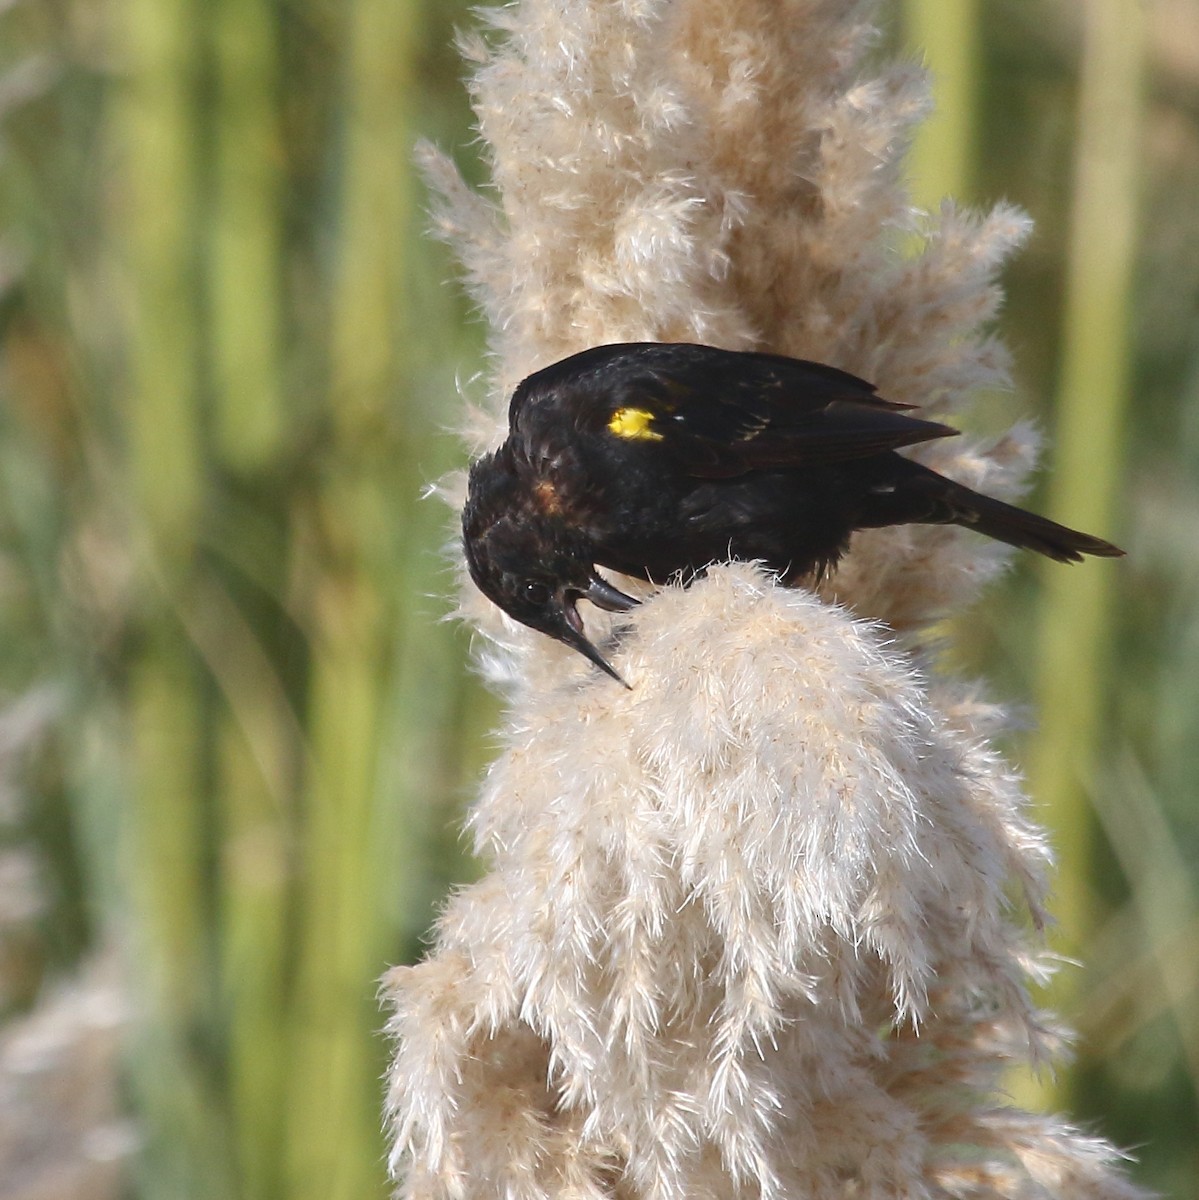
(608, 407), (664, 441)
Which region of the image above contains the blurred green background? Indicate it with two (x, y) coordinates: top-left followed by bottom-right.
(0, 0), (1193, 1197)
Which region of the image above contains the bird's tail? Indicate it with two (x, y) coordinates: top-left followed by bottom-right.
(870, 460), (1124, 563)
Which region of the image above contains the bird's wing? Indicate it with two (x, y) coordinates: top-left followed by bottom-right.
(512, 344), (958, 479)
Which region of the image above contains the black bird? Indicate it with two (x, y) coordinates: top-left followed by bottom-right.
(462, 342), (1122, 682)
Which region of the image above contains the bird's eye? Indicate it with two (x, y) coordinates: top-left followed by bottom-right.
(522, 581), (550, 605)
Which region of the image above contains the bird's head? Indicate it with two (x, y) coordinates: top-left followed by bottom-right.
(462, 451), (639, 684)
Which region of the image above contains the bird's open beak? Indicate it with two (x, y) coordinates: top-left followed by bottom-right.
(558, 574), (639, 686)
(582, 575), (639, 614)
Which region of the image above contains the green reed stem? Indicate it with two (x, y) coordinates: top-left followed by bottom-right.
(127, 635), (232, 1200)
(112, 0), (228, 1188)
(284, 2), (419, 1196)
(1030, 0), (1144, 1089)
(205, 4), (292, 1193)
(118, 0), (202, 550)
(902, 0), (981, 205)
(211, 0), (284, 470)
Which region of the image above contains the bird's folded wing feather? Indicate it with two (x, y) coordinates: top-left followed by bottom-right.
(611, 353), (959, 478)
(509, 344), (958, 478)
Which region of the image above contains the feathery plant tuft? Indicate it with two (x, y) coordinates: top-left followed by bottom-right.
(386, 2), (1149, 1197)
